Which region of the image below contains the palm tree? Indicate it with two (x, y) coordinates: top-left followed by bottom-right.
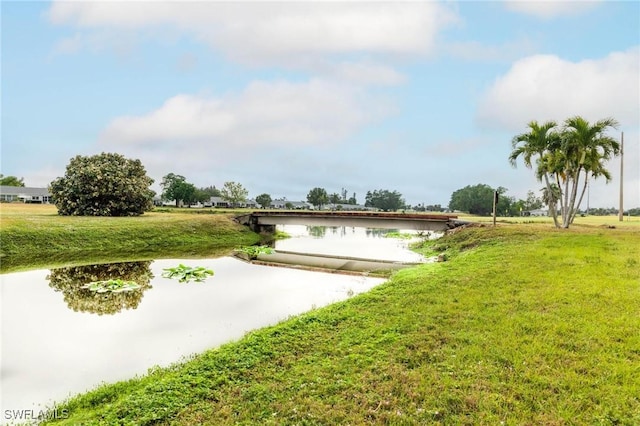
(509, 120), (562, 227)
(510, 117), (620, 229)
(541, 183), (561, 215)
(559, 116), (619, 227)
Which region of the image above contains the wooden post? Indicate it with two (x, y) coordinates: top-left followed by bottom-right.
(619, 132), (624, 222)
(492, 190), (498, 226)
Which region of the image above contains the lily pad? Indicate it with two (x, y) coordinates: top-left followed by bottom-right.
(234, 245), (275, 260)
(82, 279), (142, 293)
(162, 264), (214, 283)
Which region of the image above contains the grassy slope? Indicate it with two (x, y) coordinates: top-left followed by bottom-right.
(42, 223), (640, 425)
(0, 204), (261, 272)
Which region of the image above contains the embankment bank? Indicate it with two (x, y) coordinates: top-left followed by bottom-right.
(0, 204), (261, 273)
(33, 222), (640, 425)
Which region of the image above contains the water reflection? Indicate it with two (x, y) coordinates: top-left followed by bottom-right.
(1, 257), (383, 414)
(307, 226), (407, 239)
(306, 225), (327, 238)
(330, 226), (358, 237)
(365, 228), (397, 237)
(277, 225), (426, 262)
(2, 226), (432, 414)
(47, 261), (153, 315)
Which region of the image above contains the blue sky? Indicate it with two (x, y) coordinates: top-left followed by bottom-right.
(2, 1), (638, 208)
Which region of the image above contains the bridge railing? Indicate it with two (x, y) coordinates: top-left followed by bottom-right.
(236, 211), (466, 233)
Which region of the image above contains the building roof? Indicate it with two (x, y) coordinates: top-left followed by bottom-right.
(329, 203), (372, 210)
(289, 201), (311, 207)
(270, 200), (312, 207)
(210, 196), (257, 205)
(210, 196), (229, 204)
(0, 186), (51, 196)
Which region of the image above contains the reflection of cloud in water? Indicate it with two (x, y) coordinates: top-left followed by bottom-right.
(47, 261), (154, 315)
(4, 225), (427, 413)
(278, 225), (426, 262)
(2, 256), (385, 414)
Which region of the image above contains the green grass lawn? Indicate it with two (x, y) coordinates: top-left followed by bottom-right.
(0, 204), (261, 272)
(38, 222), (639, 425)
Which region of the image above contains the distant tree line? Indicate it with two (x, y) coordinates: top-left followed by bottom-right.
(304, 187), (360, 209)
(160, 173), (224, 207)
(0, 174), (25, 187)
(448, 184), (545, 217)
(586, 207), (640, 216)
(159, 173), (251, 208)
(304, 187), (407, 211)
(8, 148), (633, 219)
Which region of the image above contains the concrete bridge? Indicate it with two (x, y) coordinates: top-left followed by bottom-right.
(235, 211), (467, 233)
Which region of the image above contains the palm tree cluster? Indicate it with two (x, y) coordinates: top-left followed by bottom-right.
(509, 116), (620, 228)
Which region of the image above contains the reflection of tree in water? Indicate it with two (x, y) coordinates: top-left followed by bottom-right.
(306, 226), (327, 238)
(365, 228), (398, 238)
(328, 226), (350, 236)
(47, 261), (153, 315)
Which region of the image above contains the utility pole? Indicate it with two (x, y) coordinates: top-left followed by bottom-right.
(492, 190), (498, 226)
(619, 132), (624, 222)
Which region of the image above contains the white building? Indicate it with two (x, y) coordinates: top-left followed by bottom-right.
(527, 208), (549, 217)
(0, 186), (52, 203)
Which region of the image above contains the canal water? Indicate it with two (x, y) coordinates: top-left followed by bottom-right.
(0, 225), (426, 416)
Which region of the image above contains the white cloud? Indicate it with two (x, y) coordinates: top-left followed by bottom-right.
(504, 0), (601, 19)
(51, 29), (141, 58)
(99, 78), (395, 175)
(326, 61), (406, 86)
(477, 47), (640, 131)
(47, 1), (458, 65)
(445, 38), (538, 62)
(102, 95), (236, 145)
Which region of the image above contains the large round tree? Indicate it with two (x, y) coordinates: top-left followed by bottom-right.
(50, 153), (155, 216)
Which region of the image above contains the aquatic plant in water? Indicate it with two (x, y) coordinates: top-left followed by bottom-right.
(385, 231), (433, 240)
(161, 264), (214, 283)
(384, 231), (415, 239)
(234, 245), (275, 260)
(81, 279), (142, 293)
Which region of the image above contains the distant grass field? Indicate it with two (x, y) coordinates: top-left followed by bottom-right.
(458, 212), (640, 227)
(38, 221), (639, 425)
(0, 203), (261, 273)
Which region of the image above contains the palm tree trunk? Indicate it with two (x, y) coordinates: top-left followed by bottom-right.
(562, 171), (572, 228)
(556, 174), (566, 228)
(571, 172), (589, 224)
(543, 173), (560, 228)
(566, 167), (582, 227)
